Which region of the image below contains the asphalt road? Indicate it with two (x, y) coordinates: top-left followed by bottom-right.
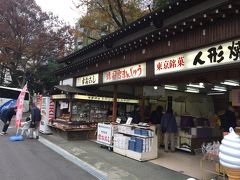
(0, 125), (97, 180)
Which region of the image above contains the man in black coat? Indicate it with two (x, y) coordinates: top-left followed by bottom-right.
(29, 103), (41, 139)
(130, 105), (141, 124)
(150, 105), (163, 148)
(0, 107), (17, 135)
(150, 105), (163, 125)
(220, 105), (237, 132)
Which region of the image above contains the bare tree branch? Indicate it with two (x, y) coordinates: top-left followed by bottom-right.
(107, 0), (123, 27)
(116, 0), (128, 26)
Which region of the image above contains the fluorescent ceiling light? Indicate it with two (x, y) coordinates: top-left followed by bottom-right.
(211, 86), (227, 92)
(185, 87), (199, 93)
(207, 92), (225, 95)
(220, 80), (239, 86)
(164, 85), (178, 91)
(187, 83), (205, 88)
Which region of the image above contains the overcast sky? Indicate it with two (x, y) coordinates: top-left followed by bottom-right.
(35, 0), (85, 26)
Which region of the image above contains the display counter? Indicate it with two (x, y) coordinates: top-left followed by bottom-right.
(50, 87), (140, 141)
(48, 119), (97, 140)
(113, 124), (158, 161)
(49, 98), (110, 140)
(176, 127), (223, 154)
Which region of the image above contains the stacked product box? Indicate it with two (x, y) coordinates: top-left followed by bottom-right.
(134, 128), (142, 135)
(118, 125), (134, 135)
(134, 128), (153, 137)
(135, 138), (143, 152)
(128, 137), (153, 153)
(114, 133), (130, 149)
(113, 125), (158, 161)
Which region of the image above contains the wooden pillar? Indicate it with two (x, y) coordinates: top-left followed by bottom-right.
(140, 86), (145, 122)
(69, 94), (73, 121)
(112, 85), (118, 123)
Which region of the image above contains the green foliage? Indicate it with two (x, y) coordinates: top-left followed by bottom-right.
(27, 59), (62, 95)
(152, 0), (169, 9)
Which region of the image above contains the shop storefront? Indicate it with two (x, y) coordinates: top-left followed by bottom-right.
(52, 0), (240, 178)
(49, 84), (140, 140)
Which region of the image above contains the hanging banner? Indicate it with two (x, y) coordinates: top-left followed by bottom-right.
(15, 84), (28, 128)
(48, 97), (55, 121)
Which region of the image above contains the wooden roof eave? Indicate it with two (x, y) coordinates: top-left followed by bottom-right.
(57, 0), (207, 64)
(55, 0), (235, 77)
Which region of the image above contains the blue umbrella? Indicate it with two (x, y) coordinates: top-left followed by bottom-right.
(0, 99), (17, 115)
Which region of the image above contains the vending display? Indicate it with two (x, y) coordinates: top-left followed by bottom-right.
(39, 96), (54, 134)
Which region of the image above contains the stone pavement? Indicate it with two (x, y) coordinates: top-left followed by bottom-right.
(39, 134), (192, 180)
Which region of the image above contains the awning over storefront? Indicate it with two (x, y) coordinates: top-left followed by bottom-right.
(52, 85), (93, 95)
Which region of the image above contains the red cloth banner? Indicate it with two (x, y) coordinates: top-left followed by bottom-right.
(15, 84), (28, 128)
(48, 97), (55, 122)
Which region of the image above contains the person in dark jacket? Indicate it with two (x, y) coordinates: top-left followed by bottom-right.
(29, 104), (41, 139)
(130, 105), (141, 124)
(161, 108), (177, 152)
(150, 106), (163, 148)
(150, 106), (163, 124)
(0, 107), (17, 135)
(220, 105), (237, 132)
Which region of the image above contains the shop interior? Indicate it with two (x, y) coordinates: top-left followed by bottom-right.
(51, 76), (240, 179)
(94, 78), (240, 179)
(133, 79), (239, 179)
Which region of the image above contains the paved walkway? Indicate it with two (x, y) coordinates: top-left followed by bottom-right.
(39, 134), (192, 180)
(0, 128), (97, 180)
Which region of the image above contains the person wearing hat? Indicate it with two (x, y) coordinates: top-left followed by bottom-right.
(0, 107), (17, 135)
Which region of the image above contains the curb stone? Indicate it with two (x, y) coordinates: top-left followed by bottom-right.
(38, 136), (108, 180)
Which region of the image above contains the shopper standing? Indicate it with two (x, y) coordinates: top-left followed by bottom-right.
(150, 105), (163, 148)
(161, 108), (177, 152)
(130, 105), (141, 124)
(29, 103), (41, 139)
(0, 107), (17, 135)
(220, 105), (237, 132)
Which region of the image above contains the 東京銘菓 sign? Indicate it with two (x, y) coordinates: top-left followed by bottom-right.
(154, 39), (240, 75)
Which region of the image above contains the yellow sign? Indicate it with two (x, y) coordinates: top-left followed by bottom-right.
(74, 95), (139, 104)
